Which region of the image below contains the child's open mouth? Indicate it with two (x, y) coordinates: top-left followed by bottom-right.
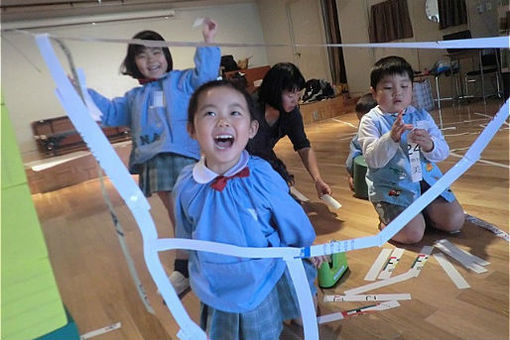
(214, 134), (234, 150)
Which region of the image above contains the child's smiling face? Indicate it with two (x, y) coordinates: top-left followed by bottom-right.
(371, 73), (413, 114)
(135, 47), (168, 79)
(189, 86), (258, 175)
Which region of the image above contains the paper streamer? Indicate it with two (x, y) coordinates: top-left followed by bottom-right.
(80, 322), (121, 340)
(465, 214), (509, 242)
(323, 293), (411, 302)
(317, 300), (401, 324)
(21, 30), (510, 49)
(345, 246), (432, 295)
(433, 253), (470, 289)
(378, 248), (405, 280)
(34, 31), (509, 340)
(364, 248), (392, 281)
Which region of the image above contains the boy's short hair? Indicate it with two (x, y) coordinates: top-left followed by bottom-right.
(120, 30), (173, 79)
(188, 80), (257, 126)
(355, 93), (377, 116)
(370, 56), (414, 89)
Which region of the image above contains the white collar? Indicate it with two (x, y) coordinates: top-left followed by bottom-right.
(192, 150), (250, 184)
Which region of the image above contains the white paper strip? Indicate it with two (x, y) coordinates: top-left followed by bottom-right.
(323, 293), (411, 302)
(466, 214), (509, 242)
(345, 246), (432, 295)
(378, 248), (405, 280)
(80, 322), (121, 340)
(433, 253), (470, 289)
(344, 271), (415, 295)
(408, 246), (433, 277)
(364, 248), (392, 281)
(434, 240), (487, 273)
(317, 312), (343, 324)
(33, 31), (510, 49)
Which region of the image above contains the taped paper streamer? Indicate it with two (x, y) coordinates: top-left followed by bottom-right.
(317, 300), (400, 324)
(433, 253), (470, 289)
(378, 248), (404, 280)
(25, 30), (510, 49)
(466, 214), (509, 241)
(323, 293), (411, 302)
(320, 194), (342, 210)
(80, 322), (121, 340)
(434, 239), (488, 273)
(345, 246), (432, 295)
(35, 32), (509, 340)
(364, 248), (392, 281)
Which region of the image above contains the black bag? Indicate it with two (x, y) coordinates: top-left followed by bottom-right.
(221, 55), (239, 72)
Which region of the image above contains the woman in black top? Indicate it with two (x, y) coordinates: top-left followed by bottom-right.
(247, 62), (332, 198)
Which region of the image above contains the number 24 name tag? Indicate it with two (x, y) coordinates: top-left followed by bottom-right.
(407, 120), (428, 182)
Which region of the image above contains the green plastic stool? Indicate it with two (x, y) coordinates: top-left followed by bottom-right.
(318, 252), (349, 288)
(353, 155), (368, 200)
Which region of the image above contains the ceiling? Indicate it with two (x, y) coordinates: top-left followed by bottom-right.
(1, 0), (253, 27)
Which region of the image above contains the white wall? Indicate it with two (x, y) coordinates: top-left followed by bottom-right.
(1, 2), (267, 161)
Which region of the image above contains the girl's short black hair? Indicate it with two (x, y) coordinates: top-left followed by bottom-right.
(258, 62), (306, 111)
(188, 80), (257, 126)
(120, 30), (173, 79)
(370, 56), (414, 89)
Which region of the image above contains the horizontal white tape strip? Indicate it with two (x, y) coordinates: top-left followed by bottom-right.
(364, 248), (392, 281)
(21, 30), (510, 49)
(323, 293), (411, 302)
(433, 253), (470, 289)
(317, 300), (401, 324)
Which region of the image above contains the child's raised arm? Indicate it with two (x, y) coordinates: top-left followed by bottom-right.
(202, 17), (217, 43)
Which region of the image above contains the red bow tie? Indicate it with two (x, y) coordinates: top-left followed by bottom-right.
(210, 167), (250, 192)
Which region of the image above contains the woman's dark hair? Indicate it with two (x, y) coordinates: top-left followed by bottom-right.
(258, 62), (306, 112)
(120, 30), (173, 79)
(188, 80), (257, 126)
(370, 56), (414, 89)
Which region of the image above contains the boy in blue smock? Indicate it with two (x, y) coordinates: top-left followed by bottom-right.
(173, 80), (322, 340)
(358, 56), (465, 244)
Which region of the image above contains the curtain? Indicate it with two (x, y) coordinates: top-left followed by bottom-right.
(369, 0), (413, 43)
(438, 0), (467, 29)
(321, 0), (347, 84)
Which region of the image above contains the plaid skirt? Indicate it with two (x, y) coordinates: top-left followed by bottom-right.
(138, 153), (197, 197)
(200, 262), (316, 340)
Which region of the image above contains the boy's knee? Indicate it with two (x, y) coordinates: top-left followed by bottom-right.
(393, 225), (425, 244)
(440, 209), (465, 232)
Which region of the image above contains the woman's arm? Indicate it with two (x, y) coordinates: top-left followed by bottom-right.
(297, 147), (332, 198)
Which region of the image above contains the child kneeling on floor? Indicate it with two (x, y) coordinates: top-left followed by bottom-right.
(173, 80), (323, 340)
(358, 56), (465, 244)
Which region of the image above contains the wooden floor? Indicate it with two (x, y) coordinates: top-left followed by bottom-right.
(31, 98), (509, 340)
